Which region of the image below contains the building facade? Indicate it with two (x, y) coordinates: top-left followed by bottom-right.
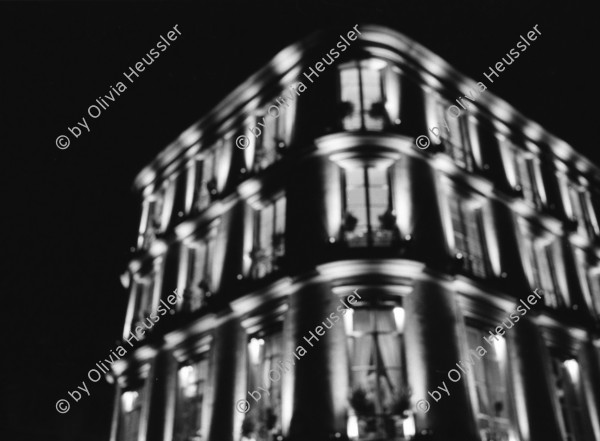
(108, 25), (600, 441)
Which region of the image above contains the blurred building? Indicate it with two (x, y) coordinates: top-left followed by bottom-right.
(109, 25), (600, 441)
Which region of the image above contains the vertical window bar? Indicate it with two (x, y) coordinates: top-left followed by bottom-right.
(357, 63), (365, 130)
(364, 167), (372, 247)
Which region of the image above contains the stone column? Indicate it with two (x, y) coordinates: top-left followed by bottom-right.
(287, 283), (349, 441)
(507, 319), (563, 441)
(399, 77), (429, 138)
(578, 341), (600, 439)
(207, 316), (246, 441)
(146, 350), (177, 441)
(401, 156), (448, 268)
(404, 279), (479, 441)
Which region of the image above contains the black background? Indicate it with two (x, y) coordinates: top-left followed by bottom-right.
(0, 1), (597, 440)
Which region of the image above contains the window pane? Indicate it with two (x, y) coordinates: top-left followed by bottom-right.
(197, 154), (214, 211)
(244, 331), (283, 441)
(252, 198), (285, 278)
(520, 158), (537, 206)
(551, 358), (588, 441)
(344, 166), (396, 248)
(467, 327), (511, 441)
(119, 389), (143, 441)
(275, 197), (286, 235)
(348, 307), (406, 441)
(260, 204), (274, 251)
(448, 198), (467, 256)
(465, 208), (487, 278)
(367, 167), (389, 229)
(340, 67), (362, 130)
(345, 168), (368, 245)
(437, 100), (472, 170)
(361, 67), (384, 130)
(588, 273), (600, 317)
(174, 360), (209, 441)
(535, 242), (559, 308)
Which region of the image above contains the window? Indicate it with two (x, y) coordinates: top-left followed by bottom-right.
(172, 171), (188, 221)
(573, 247), (600, 317)
(434, 98), (474, 171)
(447, 197), (489, 278)
(253, 99), (295, 172)
(118, 389), (144, 441)
(133, 279), (154, 328)
(174, 358), (210, 441)
(192, 152), (217, 214)
(182, 235), (215, 313)
(140, 191), (165, 249)
(466, 328), (514, 441)
(519, 226), (563, 308)
(500, 141), (544, 209)
(550, 357), (590, 441)
(587, 269), (600, 318)
(251, 197), (286, 279)
(339, 59), (400, 131)
(242, 331), (284, 441)
(342, 165), (398, 248)
(567, 184), (599, 239)
(129, 258), (164, 337)
(346, 305), (408, 441)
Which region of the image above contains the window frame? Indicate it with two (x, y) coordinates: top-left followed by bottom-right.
(517, 220), (565, 309)
(250, 195), (286, 279)
(547, 353), (595, 441)
(173, 354), (211, 441)
(463, 322), (518, 441)
(433, 97), (475, 171)
(340, 163), (398, 248)
(338, 59), (401, 132)
(117, 384), (146, 441)
(190, 150), (217, 215)
(252, 97), (295, 173)
(243, 325), (285, 441)
(441, 182), (491, 279)
(344, 299), (409, 441)
(181, 231), (216, 313)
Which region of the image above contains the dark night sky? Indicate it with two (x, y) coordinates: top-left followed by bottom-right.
(0, 1), (597, 440)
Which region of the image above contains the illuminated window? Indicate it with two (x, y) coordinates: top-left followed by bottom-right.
(573, 247), (600, 317)
(466, 327), (514, 441)
(253, 99), (295, 172)
(342, 165), (398, 248)
(346, 305), (408, 441)
(174, 358), (210, 441)
(251, 197), (286, 279)
(587, 270), (600, 318)
(500, 141), (544, 209)
(192, 152), (217, 214)
(447, 197), (489, 278)
(550, 357), (591, 441)
(171, 171), (188, 221)
(242, 331), (284, 441)
(339, 59), (401, 131)
(568, 184), (599, 239)
(182, 234), (215, 312)
(118, 389), (144, 441)
(134, 279), (154, 324)
(519, 226), (563, 308)
(140, 186), (167, 249)
(435, 98), (474, 171)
